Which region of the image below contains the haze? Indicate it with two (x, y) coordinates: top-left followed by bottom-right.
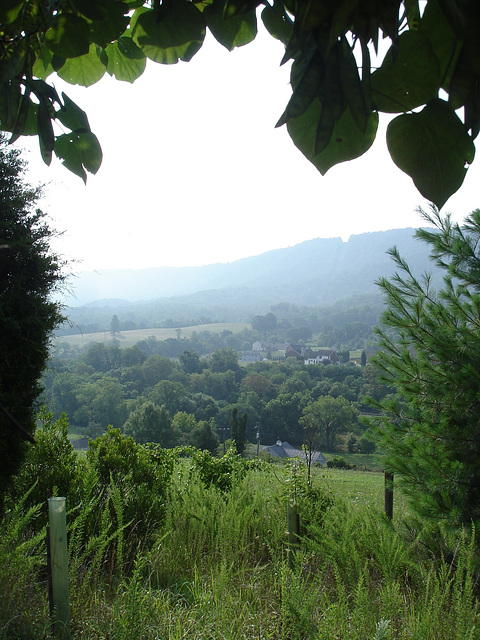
(18, 27), (480, 273)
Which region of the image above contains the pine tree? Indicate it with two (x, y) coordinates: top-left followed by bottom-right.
(0, 138), (65, 498)
(371, 206), (480, 530)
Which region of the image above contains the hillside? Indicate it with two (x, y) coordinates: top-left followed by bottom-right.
(57, 228), (441, 335)
(63, 228), (435, 308)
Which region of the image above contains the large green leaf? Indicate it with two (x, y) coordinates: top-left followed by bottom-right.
(37, 101), (54, 165)
(261, 3), (292, 46)
(86, 0), (130, 48)
(32, 46), (55, 81)
(419, 0), (460, 90)
(56, 44), (107, 86)
(105, 38), (147, 82)
(44, 13), (91, 59)
(276, 52), (323, 127)
(55, 131), (103, 183)
(132, 4), (206, 64)
(0, 0), (23, 24)
(0, 38), (28, 83)
(339, 38), (369, 134)
(0, 82), (19, 131)
(9, 90), (32, 142)
(206, 8), (257, 50)
(287, 98), (379, 174)
(387, 99), (476, 208)
(57, 93), (91, 132)
(371, 30), (440, 113)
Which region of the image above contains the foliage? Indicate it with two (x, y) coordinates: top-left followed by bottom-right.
(5, 408), (78, 522)
(2, 1), (478, 204)
(300, 394), (359, 451)
(42, 337), (388, 450)
(0, 489), (47, 639)
(3, 460), (480, 639)
(123, 401), (172, 445)
(86, 426), (177, 550)
(189, 418), (219, 454)
(283, 457), (334, 532)
(327, 455), (356, 470)
(190, 445), (249, 493)
(371, 206), (480, 531)
(0, 137), (65, 499)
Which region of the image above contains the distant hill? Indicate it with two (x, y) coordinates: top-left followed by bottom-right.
(63, 228), (437, 311)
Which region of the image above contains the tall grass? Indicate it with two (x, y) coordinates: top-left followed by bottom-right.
(1, 462), (479, 639)
(0, 488), (50, 639)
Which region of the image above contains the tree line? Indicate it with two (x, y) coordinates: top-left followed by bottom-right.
(42, 343), (389, 454)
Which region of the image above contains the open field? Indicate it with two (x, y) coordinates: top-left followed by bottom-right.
(55, 321), (250, 349)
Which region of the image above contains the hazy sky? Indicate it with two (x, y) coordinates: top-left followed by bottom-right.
(18, 26), (480, 273)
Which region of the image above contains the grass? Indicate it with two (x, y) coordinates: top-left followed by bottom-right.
(326, 451), (384, 471)
(54, 321), (250, 349)
(1, 462), (479, 639)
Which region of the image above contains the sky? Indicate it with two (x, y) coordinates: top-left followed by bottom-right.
(17, 24), (480, 274)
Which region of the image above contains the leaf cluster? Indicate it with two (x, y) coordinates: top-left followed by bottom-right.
(1, 1), (479, 202)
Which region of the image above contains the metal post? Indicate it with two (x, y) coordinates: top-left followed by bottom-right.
(48, 497), (70, 639)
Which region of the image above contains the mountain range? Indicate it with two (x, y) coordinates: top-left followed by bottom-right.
(63, 228), (437, 312)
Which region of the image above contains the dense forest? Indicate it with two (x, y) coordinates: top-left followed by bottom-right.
(43, 322), (392, 454)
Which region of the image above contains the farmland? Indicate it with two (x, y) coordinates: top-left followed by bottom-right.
(55, 322), (250, 350)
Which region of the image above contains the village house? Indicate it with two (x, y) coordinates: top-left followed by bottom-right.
(240, 350), (264, 362)
(285, 344), (303, 358)
(263, 440), (327, 465)
(304, 348), (340, 365)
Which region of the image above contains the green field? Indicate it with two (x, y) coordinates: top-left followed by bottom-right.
(55, 321), (250, 349)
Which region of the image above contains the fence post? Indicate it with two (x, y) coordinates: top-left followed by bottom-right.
(384, 471), (394, 520)
(48, 497), (70, 639)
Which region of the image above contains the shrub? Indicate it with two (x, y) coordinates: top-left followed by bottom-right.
(190, 446), (248, 493)
(327, 456), (356, 470)
(6, 408), (78, 527)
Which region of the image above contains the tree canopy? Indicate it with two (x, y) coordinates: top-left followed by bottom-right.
(1, 0), (478, 205)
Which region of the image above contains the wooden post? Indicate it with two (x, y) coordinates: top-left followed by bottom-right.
(48, 497), (70, 639)
(384, 471), (394, 520)
(287, 500), (300, 570)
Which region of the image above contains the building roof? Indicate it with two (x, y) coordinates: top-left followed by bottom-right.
(263, 441), (327, 465)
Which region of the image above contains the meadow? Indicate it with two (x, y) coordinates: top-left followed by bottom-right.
(1, 430), (478, 640)
(55, 322), (250, 350)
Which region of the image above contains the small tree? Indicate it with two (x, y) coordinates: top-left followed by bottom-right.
(123, 401), (172, 446)
(230, 407), (247, 456)
(110, 314), (120, 336)
(191, 419), (219, 454)
(0, 138), (65, 498)
(300, 395), (358, 452)
(371, 207), (480, 530)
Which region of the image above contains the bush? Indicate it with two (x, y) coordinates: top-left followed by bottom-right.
(5, 408), (78, 527)
(327, 456), (356, 470)
(74, 427), (178, 570)
(190, 446), (248, 493)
